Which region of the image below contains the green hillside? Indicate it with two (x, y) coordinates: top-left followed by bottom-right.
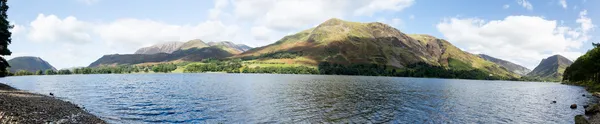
(8, 56), (56, 72)
(238, 18), (518, 79)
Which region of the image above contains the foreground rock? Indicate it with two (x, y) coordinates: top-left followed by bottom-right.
(0, 83), (105, 123)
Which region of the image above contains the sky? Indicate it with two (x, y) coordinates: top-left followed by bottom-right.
(5, 0), (599, 70)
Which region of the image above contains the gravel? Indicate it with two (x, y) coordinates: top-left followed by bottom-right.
(0, 83), (105, 123)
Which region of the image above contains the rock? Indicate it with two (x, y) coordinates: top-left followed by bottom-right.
(552, 101), (557, 104)
(572, 104), (578, 109)
(584, 105), (590, 108)
(49, 93), (54, 96)
(586, 104), (600, 115)
(593, 92), (600, 97)
(575, 115), (590, 124)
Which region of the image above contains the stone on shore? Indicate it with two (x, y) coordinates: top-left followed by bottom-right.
(586, 104), (600, 115)
(572, 104), (579, 109)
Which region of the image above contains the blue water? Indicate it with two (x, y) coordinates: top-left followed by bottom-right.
(0, 74), (593, 123)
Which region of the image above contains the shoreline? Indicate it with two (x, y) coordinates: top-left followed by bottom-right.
(575, 92), (600, 124)
(0, 83), (105, 123)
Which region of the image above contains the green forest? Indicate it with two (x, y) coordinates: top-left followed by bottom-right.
(563, 43), (600, 92)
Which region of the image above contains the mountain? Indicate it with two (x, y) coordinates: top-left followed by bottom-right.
(238, 18), (517, 78)
(478, 54), (531, 76)
(207, 41), (252, 54)
(180, 39), (209, 50)
(526, 55), (573, 81)
(7, 56), (56, 72)
(90, 39), (252, 67)
(134, 41), (184, 54)
(89, 47), (233, 67)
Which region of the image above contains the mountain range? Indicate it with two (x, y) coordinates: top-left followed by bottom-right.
(238, 18), (517, 78)
(134, 40), (251, 55)
(7, 56), (56, 72)
(88, 39), (246, 67)
(74, 18), (573, 81)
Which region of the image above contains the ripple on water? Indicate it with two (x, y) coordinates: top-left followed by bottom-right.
(0, 74), (595, 123)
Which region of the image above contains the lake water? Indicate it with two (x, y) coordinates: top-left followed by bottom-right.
(0, 74), (594, 123)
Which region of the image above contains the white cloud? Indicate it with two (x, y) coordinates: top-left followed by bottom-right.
(559, 0), (567, 9)
(251, 26), (273, 41)
(577, 10), (595, 34)
(354, 0), (414, 16)
(409, 15), (415, 20)
(10, 23), (25, 36)
(227, 0), (415, 44)
(250, 0), (347, 31)
(503, 4), (510, 9)
(96, 19), (240, 49)
(516, 0), (533, 10)
(209, 0), (230, 20)
(24, 14), (241, 53)
(437, 14), (594, 69)
(378, 18), (403, 28)
(27, 14), (93, 44)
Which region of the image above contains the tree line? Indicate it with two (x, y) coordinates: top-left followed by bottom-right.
(563, 43), (600, 91)
(9, 59), (513, 81)
(9, 63), (179, 76)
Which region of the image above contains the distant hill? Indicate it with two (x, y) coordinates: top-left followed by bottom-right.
(8, 56), (56, 72)
(134, 41), (184, 54)
(180, 39), (209, 50)
(89, 47), (233, 67)
(478, 54), (531, 76)
(527, 55), (573, 81)
(207, 41), (252, 54)
(238, 18), (518, 78)
(90, 39), (253, 67)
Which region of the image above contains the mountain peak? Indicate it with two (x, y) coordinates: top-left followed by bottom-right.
(527, 54), (574, 81)
(134, 41), (184, 54)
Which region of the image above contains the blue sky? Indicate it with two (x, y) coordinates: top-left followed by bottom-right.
(6, 0), (598, 69)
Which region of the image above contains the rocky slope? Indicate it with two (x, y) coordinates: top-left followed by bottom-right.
(7, 57), (56, 72)
(134, 41), (184, 54)
(238, 18), (518, 78)
(478, 54), (531, 76)
(527, 55), (573, 81)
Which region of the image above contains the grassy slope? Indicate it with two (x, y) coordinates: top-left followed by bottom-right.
(237, 19), (518, 78)
(7, 57), (56, 72)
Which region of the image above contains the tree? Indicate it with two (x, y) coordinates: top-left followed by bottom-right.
(0, 0), (11, 77)
(35, 70), (43, 75)
(594, 42), (600, 48)
(44, 69), (56, 75)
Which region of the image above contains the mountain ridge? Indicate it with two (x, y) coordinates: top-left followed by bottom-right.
(134, 41), (185, 54)
(477, 54), (531, 76)
(526, 54), (573, 81)
(238, 18), (518, 78)
(8, 56), (56, 72)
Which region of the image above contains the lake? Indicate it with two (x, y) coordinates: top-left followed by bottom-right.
(0, 74), (594, 123)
